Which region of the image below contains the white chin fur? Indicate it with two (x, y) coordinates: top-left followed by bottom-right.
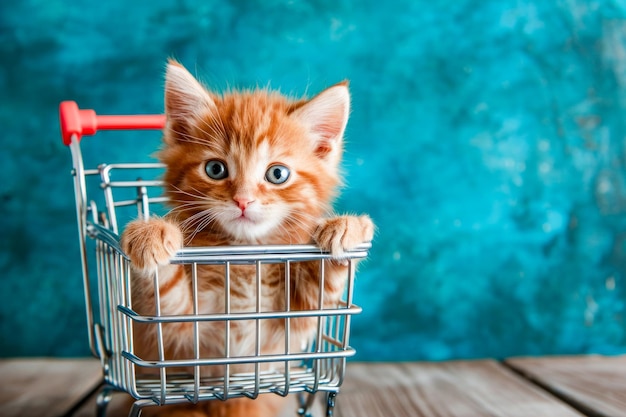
(218, 205), (284, 242)
(226, 218), (277, 241)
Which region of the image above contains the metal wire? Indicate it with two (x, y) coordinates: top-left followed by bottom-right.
(69, 144), (369, 414)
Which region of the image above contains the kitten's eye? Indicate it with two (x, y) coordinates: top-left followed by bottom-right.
(205, 160), (228, 180)
(265, 165), (290, 184)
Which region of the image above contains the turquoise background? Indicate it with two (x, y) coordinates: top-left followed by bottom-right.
(2, 0), (626, 360)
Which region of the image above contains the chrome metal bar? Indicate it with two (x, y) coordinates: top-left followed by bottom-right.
(99, 166), (120, 235)
(101, 162), (165, 170)
(312, 259), (326, 393)
(176, 242), (371, 257)
(343, 260), (356, 349)
(117, 305), (362, 323)
(223, 261), (231, 399)
(69, 135), (98, 357)
(326, 391), (337, 417)
(108, 180), (165, 188)
(86, 224), (127, 258)
(66, 130), (372, 415)
(86, 221), (371, 263)
(121, 257), (134, 392)
(192, 262), (200, 404)
(137, 185), (150, 220)
(95, 241), (108, 357)
(96, 387), (113, 417)
(108, 247), (121, 385)
(171, 251), (369, 264)
(253, 260), (262, 399)
(122, 348), (357, 368)
(129, 399), (157, 417)
(152, 268), (167, 405)
(283, 260), (291, 397)
(114, 196), (168, 208)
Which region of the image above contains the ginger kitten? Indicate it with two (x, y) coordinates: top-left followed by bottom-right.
(120, 60), (373, 417)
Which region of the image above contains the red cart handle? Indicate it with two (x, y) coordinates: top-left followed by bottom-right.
(60, 101), (167, 146)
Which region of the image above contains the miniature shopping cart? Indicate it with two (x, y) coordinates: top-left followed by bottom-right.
(59, 101), (370, 417)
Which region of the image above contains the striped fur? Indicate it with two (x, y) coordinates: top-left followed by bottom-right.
(120, 61), (374, 417)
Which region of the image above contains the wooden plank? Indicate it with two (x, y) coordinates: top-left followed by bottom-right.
(506, 355), (626, 417)
(334, 360), (584, 417)
(0, 358), (102, 417)
(2, 358), (608, 417)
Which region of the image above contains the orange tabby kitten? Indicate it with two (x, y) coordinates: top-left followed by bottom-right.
(120, 60), (374, 417)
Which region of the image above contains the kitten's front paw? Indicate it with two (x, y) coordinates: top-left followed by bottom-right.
(120, 218), (183, 273)
(313, 215), (374, 260)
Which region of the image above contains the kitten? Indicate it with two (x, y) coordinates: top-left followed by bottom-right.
(120, 60), (374, 417)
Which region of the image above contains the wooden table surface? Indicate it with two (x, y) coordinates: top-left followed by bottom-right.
(1, 355), (625, 417)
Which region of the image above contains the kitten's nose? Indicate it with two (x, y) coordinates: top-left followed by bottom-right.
(233, 197), (254, 211)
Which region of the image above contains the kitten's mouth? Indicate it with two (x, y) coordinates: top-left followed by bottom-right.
(236, 215), (254, 223)
(234, 212), (258, 224)
(221, 207), (284, 242)
(224, 212), (274, 242)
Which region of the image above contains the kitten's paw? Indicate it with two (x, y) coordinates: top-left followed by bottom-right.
(120, 218), (183, 273)
(313, 215), (374, 260)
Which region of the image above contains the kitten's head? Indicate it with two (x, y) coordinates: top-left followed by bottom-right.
(160, 60), (350, 244)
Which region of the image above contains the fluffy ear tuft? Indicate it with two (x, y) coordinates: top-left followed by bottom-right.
(291, 82), (350, 163)
(164, 60), (216, 124)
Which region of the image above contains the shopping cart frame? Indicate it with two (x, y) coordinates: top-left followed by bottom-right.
(59, 101), (370, 417)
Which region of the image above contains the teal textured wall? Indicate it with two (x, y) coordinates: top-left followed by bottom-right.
(1, 0), (626, 359)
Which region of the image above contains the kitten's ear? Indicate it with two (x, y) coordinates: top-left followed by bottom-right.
(164, 60), (216, 140)
(291, 82), (350, 164)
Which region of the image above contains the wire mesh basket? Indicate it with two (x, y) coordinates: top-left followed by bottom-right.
(59, 101), (370, 417)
